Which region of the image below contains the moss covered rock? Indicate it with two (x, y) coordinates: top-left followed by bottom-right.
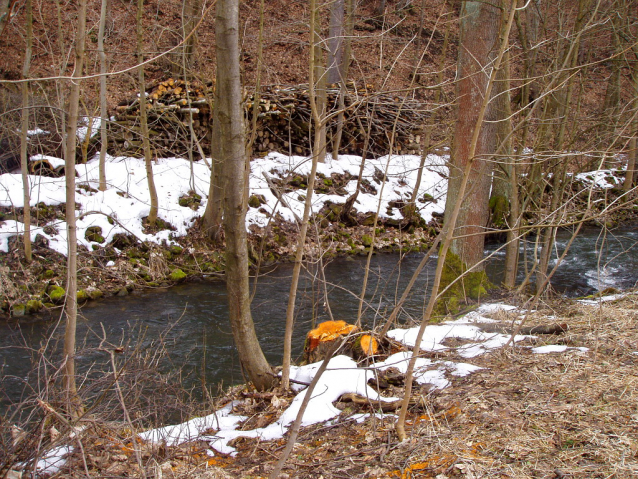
(11, 303), (26, 317)
(87, 288), (103, 300)
(85, 226), (105, 243)
(361, 234), (373, 247)
(26, 300), (43, 314)
(169, 269), (187, 281)
(47, 285), (66, 303)
(77, 290), (89, 302)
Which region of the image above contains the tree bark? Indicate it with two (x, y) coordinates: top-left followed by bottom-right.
(217, 0), (273, 391)
(202, 98), (224, 241)
(443, 1), (501, 270)
(0, 0), (14, 37)
(20, 0), (32, 263)
(98, 0), (108, 192)
(137, 0), (158, 226)
(63, 0), (88, 418)
(327, 0), (345, 85)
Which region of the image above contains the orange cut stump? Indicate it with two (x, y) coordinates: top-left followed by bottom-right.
(306, 320), (357, 351)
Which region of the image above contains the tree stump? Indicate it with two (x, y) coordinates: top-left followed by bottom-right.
(303, 320), (357, 363)
(353, 334), (379, 359)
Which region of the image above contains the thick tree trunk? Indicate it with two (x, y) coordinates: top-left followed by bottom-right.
(63, 0), (88, 417)
(217, 0), (273, 391)
(441, 1), (501, 299)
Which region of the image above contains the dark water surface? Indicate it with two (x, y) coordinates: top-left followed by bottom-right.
(1, 226), (637, 414)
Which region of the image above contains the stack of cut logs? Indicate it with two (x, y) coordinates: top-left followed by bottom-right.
(108, 80), (429, 159)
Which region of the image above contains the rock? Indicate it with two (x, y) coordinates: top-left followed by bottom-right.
(47, 285), (66, 303)
(169, 269), (187, 281)
(11, 303), (26, 317)
(361, 234), (373, 247)
(25, 300), (43, 314)
(85, 226), (105, 243)
(77, 290), (89, 302)
(87, 287), (103, 300)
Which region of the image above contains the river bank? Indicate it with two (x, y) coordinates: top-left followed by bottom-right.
(0, 152), (635, 319)
(4, 291), (637, 478)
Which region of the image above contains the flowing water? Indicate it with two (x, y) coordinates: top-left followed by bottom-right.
(1, 226), (637, 415)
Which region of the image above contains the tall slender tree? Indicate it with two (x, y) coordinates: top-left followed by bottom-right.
(19, 0), (32, 263)
(63, 0), (88, 417)
(97, 0), (109, 192)
(137, 0), (158, 226)
(217, 0), (273, 390)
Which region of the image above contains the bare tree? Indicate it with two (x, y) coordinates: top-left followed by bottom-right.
(97, 0), (109, 192)
(19, 0), (32, 262)
(63, 0), (88, 417)
(137, 0), (159, 226)
(217, 0), (273, 390)
(281, 0), (328, 390)
(0, 0), (15, 37)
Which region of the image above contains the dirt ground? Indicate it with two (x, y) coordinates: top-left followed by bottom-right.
(6, 291), (635, 479)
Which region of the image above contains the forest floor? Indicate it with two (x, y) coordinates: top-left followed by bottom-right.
(5, 291), (637, 479)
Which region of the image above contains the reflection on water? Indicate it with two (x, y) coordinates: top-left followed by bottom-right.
(1, 226), (636, 414)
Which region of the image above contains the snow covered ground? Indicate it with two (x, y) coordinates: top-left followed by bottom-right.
(0, 152), (447, 255)
(136, 302), (589, 459)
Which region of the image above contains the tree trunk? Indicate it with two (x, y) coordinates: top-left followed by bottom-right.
(137, 0), (158, 226)
(312, 2), (327, 163)
(20, 0), (32, 263)
(98, 0), (108, 192)
(280, 0), (326, 390)
(182, 0), (201, 73)
(327, 0), (345, 85)
(202, 101), (224, 241)
(217, 0), (273, 391)
(0, 0), (14, 37)
(396, 0), (518, 440)
(623, 41), (638, 193)
(438, 1), (502, 312)
(63, 0), (88, 418)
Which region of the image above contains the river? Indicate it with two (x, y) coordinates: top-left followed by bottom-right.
(1, 226), (636, 418)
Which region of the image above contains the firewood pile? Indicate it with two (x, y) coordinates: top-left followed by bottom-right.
(109, 78), (213, 158)
(108, 80), (429, 159)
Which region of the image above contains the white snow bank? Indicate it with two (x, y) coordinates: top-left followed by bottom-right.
(577, 293), (626, 305)
(0, 152), (446, 256)
(387, 304), (532, 358)
(246, 152), (447, 227)
(140, 304), (524, 457)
